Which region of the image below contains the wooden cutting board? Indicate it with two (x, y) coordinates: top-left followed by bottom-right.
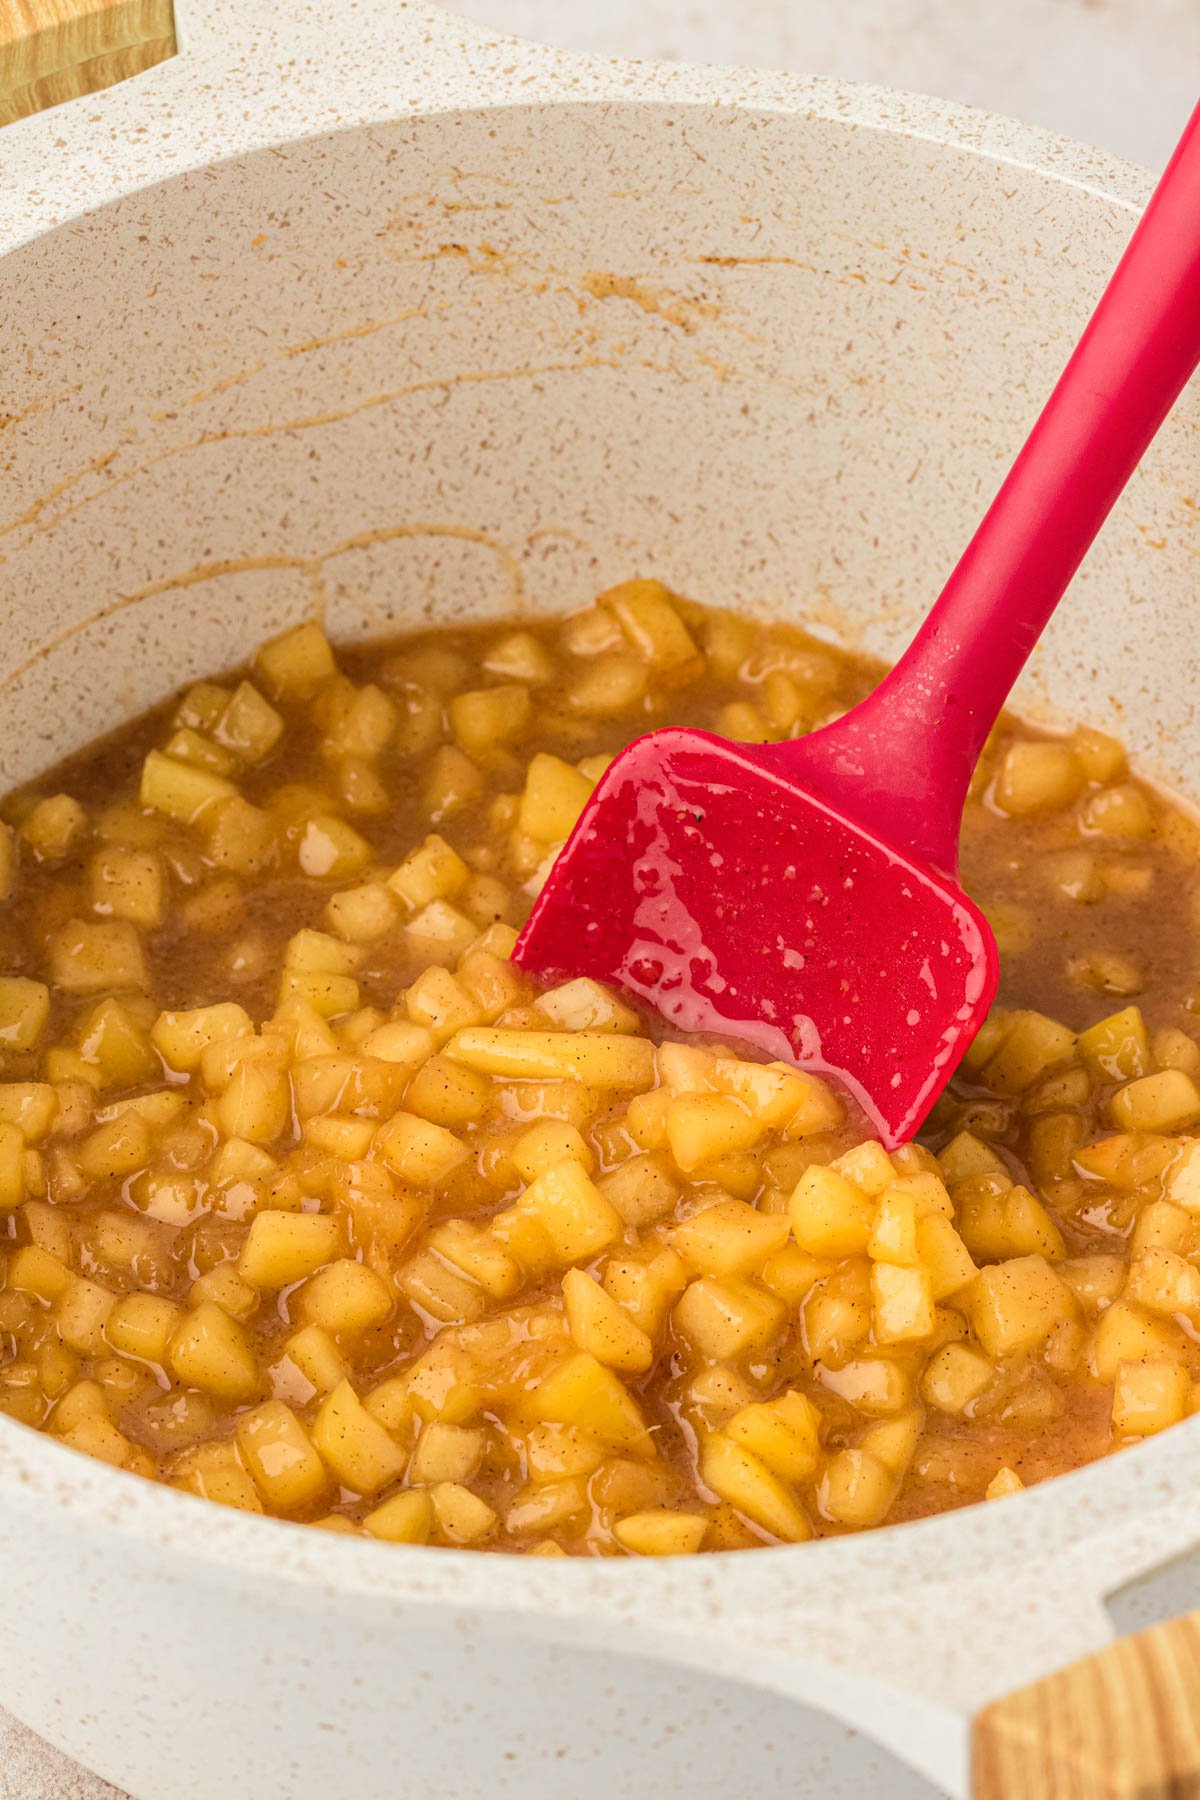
(0, 0), (175, 125)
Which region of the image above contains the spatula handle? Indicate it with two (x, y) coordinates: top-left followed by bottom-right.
(791, 98), (1200, 879)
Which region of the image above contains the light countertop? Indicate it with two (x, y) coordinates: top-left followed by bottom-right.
(450, 0), (1198, 170)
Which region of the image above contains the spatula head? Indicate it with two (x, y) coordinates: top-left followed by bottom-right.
(513, 728), (998, 1147)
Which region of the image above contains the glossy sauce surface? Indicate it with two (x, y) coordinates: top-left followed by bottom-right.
(1, 581), (1198, 1554)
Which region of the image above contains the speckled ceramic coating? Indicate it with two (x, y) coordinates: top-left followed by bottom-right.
(0, 2), (1198, 1796)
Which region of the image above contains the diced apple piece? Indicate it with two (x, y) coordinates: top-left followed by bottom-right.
(299, 1259), (392, 1333)
(297, 815), (372, 880)
(867, 1187), (919, 1265)
(519, 753), (593, 842)
(982, 1011), (1076, 1095)
(522, 1159), (623, 1263)
(215, 1062), (291, 1144)
(993, 740), (1082, 816)
(829, 1140), (895, 1196)
(168, 1302), (260, 1401)
(0, 1083), (58, 1140)
(9, 1244), (73, 1302)
(48, 919), (147, 995)
(374, 1113), (469, 1186)
(1081, 783), (1155, 840)
(535, 978), (639, 1035)
(151, 1002), (254, 1073)
(239, 1211), (341, 1287)
(532, 1352), (652, 1453)
(601, 579), (699, 673)
(363, 1489), (433, 1544)
(1124, 1247), (1200, 1318)
(396, 1250), (488, 1324)
(214, 680), (285, 762)
(966, 1257), (1076, 1358)
(700, 1433), (810, 1542)
(254, 621), (336, 697)
(599, 1153), (679, 1229)
(283, 1324), (347, 1395)
(665, 1094), (761, 1173)
(105, 1293), (183, 1363)
(602, 1247), (689, 1338)
(673, 1276), (786, 1360)
(312, 1379), (407, 1494)
(669, 1199), (789, 1278)
(1111, 1359), (1189, 1437)
(724, 1391), (820, 1483)
(409, 1421), (486, 1486)
(817, 1449), (897, 1528)
(512, 1121), (593, 1183)
(449, 685), (531, 756)
(140, 750), (236, 824)
(237, 1401), (328, 1508)
(956, 1184), (1066, 1264)
(426, 1222), (522, 1301)
(1088, 1300), (1184, 1380)
(937, 1130), (1008, 1183)
(1077, 1006), (1152, 1082)
(614, 1510), (708, 1555)
(921, 1343), (993, 1415)
(447, 1027), (652, 1089)
(562, 1269), (654, 1373)
(789, 1164), (875, 1257)
(0, 978), (50, 1051)
(1108, 1070), (1200, 1133)
(871, 1263), (936, 1344)
(915, 1214), (978, 1301)
(430, 1482), (498, 1545)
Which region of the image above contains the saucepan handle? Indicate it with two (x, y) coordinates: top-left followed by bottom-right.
(0, 0), (488, 112)
(0, 0), (545, 257)
(684, 1581), (1191, 1800)
(655, 1476), (1200, 1799)
(0, 0), (177, 123)
(974, 1608), (1200, 1797)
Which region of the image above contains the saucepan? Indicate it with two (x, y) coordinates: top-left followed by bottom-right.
(2, 0), (1199, 1792)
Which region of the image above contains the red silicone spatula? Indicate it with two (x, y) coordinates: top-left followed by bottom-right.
(515, 101), (1200, 1147)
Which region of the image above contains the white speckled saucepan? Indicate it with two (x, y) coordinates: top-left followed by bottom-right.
(1, 2), (1199, 1794)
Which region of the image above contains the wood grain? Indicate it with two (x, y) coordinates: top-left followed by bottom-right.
(0, 0), (176, 125)
(974, 1612), (1200, 1798)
